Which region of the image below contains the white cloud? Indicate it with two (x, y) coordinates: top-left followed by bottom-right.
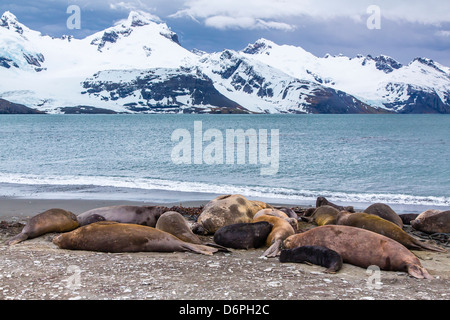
(170, 0), (450, 30)
(204, 15), (295, 31)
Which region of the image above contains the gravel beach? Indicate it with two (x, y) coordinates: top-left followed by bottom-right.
(1, 198), (449, 301)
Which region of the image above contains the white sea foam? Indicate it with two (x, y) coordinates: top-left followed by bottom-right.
(0, 173), (449, 208)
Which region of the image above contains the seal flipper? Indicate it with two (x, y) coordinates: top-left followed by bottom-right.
(407, 264), (433, 279)
(205, 243), (231, 253)
(262, 239), (283, 258)
(181, 243), (219, 256)
(6, 233), (28, 246)
(411, 239), (447, 253)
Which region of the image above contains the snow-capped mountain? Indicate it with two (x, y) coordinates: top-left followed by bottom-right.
(242, 38), (450, 113)
(1, 11), (449, 114)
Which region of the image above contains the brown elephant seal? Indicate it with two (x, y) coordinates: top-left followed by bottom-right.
(411, 210), (450, 234)
(363, 203), (403, 228)
(7, 209), (79, 246)
(283, 225), (433, 279)
(306, 205), (340, 226)
(279, 246), (343, 274)
(336, 211), (446, 252)
(316, 197), (354, 213)
(52, 221), (220, 256)
(213, 221), (273, 250)
(195, 194), (272, 234)
(253, 215), (295, 257)
(76, 205), (168, 227)
(155, 211), (203, 244)
(254, 209), (297, 231)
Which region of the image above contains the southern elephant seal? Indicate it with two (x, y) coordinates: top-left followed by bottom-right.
(77, 205), (168, 227)
(363, 203), (403, 228)
(253, 214), (295, 258)
(283, 225), (433, 279)
(400, 214), (420, 225)
(306, 205), (340, 226)
(195, 194), (272, 234)
(316, 197), (354, 213)
(52, 221), (220, 256)
(279, 246), (343, 274)
(254, 209), (297, 231)
(276, 207), (298, 219)
(411, 210), (450, 234)
(155, 211), (203, 244)
(213, 221), (273, 250)
(7, 209), (79, 246)
(336, 211), (446, 252)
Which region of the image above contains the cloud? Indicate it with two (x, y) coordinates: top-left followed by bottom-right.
(204, 16), (295, 31)
(171, 0), (450, 30)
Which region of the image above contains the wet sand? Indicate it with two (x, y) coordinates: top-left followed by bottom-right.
(0, 197), (449, 301)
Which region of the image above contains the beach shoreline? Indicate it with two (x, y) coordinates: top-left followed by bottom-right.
(0, 195), (449, 301)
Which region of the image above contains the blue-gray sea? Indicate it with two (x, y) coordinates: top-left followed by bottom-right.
(0, 114), (449, 213)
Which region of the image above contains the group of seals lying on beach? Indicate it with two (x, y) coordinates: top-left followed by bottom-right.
(5, 194), (449, 279)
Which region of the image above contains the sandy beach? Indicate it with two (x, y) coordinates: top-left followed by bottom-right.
(1, 197), (449, 301)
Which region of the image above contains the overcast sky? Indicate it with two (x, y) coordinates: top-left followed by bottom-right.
(1, 0), (450, 65)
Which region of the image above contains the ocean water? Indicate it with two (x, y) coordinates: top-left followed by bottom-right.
(0, 114), (449, 213)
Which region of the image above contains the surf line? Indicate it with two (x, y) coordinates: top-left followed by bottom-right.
(171, 121), (280, 176)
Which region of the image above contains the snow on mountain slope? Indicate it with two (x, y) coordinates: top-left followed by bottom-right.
(0, 11), (196, 112)
(0, 11), (449, 114)
(242, 38), (450, 113)
(198, 49), (382, 114)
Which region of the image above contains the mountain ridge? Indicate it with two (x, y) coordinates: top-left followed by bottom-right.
(0, 11), (448, 114)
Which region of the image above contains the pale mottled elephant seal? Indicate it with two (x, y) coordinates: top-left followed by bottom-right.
(307, 205), (340, 226)
(411, 210), (450, 234)
(316, 197), (354, 213)
(284, 225), (433, 279)
(336, 211), (446, 252)
(7, 209), (79, 246)
(195, 194), (272, 234)
(52, 221), (220, 255)
(253, 214), (295, 257)
(279, 246), (343, 274)
(213, 221), (273, 250)
(363, 203), (403, 228)
(155, 211), (203, 244)
(76, 205), (168, 227)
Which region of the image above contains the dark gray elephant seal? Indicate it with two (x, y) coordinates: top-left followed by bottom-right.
(363, 203), (403, 228)
(213, 221), (273, 250)
(76, 205), (168, 227)
(400, 214), (420, 225)
(411, 210), (450, 234)
(155, 211), (203, 244)
(316, 197), (354, 213)
(52, 221), (220, 255)
(279, 246), (343, 274)
(7, 209), (79, 246)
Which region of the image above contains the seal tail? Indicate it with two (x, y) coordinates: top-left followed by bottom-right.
(6, 233), (28, 246)
(262, 239), (283, 258)
(407, 264), (433, 280)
